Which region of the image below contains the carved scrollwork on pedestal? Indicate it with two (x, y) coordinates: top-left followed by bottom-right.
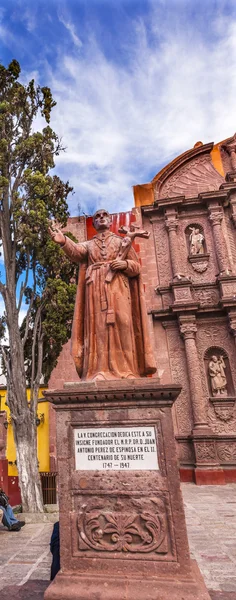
(193, 287), (219, 307)
(178, 442), (195, 464)
(194, 441), (216, 462)
(209, 397), (236, 422)
(217, 442), (236, 462)
(77, 496), (167, 554)
(191, 261), (208, 273)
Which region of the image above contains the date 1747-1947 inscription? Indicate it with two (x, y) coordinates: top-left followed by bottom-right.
(74, 426), (159, 471)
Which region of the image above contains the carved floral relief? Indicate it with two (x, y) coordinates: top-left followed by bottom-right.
(217, 443), (236, 462)
(165, 323), (193, 433)
(76, 496), (169, 555)
(194, 441), (216, 462)
(178, 442), (195, 464)
(153, 220), (172, 286)
(192, 287), (220, 307)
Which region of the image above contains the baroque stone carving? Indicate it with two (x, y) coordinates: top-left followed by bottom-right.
(190, 260), (208, 273)
(217, 443), (236, 462)
(164, 324), (193, 433)
(208, 355), (227, 396)
(153, 220), (172, 286)
(222, 133), (236, 170)
(193, 288), (219, 307)
(77, 496), (167, 554)
(157, 155), (224, 199)
(189, 227), (204, 255)
(197, 322), (236, 434)
(210, 399), (236, 422)
(178, 442), (195, 463)
(194, 441), (216, 462)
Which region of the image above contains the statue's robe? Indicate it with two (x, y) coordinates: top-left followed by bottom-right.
(62, 231), (156, 381)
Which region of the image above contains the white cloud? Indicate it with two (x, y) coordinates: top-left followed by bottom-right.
(24, 6), (236, 215)
(58, 13), (83, 48)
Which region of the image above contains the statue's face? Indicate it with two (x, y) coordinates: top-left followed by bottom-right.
(212, 356), (217, 362)
(93, 209), (111, 231)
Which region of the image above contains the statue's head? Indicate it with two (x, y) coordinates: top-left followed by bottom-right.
(211, 355), (218, 362)
(93, 209), (111, 231)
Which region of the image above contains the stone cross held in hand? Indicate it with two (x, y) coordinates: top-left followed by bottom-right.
(105, 224), (150, 283)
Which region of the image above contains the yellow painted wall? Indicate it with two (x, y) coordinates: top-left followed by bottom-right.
(0, 387), (49, 476)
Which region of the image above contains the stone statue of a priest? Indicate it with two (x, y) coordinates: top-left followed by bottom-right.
(49, 209), (156, 381)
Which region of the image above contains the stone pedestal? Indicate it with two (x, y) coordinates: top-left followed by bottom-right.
(44, 379), (211, 600)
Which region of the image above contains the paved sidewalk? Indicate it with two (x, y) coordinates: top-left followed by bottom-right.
(0, 484), (235, 599)
(183, 483), (236, 595)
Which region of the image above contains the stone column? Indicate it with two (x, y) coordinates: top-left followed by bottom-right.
(228, 147), (236, 170)
(179, 316), (209, 433)
(165, 211), (182, 279)
(222, 134), (236, 171)
(208, 207), (231, 274)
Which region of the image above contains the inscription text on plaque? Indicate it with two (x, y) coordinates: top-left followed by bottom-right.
(74, 426), (159, 471)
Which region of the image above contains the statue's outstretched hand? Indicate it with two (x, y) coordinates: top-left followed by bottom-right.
(48, 225), (66, 246)
(110, 259), (127, 271)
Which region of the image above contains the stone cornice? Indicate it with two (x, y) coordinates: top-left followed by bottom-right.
(45, 380), (181, 408)
(142, 188), (229, 217)
(199, 190), (229, 204)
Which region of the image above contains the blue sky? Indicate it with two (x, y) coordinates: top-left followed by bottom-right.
(0, 0), (236, 217)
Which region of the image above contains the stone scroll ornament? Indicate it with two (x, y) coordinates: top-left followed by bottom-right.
(77, 497), (167, 554)
(49, 210), (157, 381)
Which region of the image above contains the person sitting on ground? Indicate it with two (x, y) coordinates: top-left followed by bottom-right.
(0, 487), (25, 532)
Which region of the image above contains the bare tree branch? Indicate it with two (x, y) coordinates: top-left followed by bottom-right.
(22, 265), (36, 348)
(30, 304), (42, 405)
(32, 317), (44, 414)
(0, 280), (6, 298)
(0, 344), (10, 379)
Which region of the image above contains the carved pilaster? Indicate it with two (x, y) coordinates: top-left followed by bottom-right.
(208, 207), (232, 275)
(229, 193), (236, 228)
(222, 134), (236, 171)
(165, 210), (184, 280)
(228, 310), (236, 344)
(179, 316), (209, 433)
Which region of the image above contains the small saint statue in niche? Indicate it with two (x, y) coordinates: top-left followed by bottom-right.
(208, 355), (227, 397)
(189, 227), (204, 255)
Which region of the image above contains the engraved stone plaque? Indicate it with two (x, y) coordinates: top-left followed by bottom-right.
(74, 426), (159, 471)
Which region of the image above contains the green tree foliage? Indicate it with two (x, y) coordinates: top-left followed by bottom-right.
(0, 60), (77, 511)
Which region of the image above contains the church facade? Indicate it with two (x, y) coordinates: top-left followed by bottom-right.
(49, 134), (236, 484)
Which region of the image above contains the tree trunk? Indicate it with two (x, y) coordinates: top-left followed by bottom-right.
(13, 411), (44, 513)
(5, 299), (44, 513)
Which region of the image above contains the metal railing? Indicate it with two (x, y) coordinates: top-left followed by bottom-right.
(40, 472), (58, 505)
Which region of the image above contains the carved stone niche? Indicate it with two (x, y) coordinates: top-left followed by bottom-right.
(204, 347), (234, 398)
(185, 223), (209, 273)
(204, 347), (236, 420)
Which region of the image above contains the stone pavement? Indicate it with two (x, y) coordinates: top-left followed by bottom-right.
(183, 483), (236, 597)
(0, 484), (235, 599)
